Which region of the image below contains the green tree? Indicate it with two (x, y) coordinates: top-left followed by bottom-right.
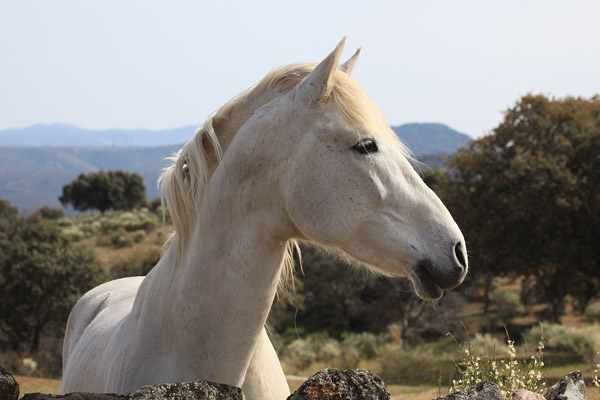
(60, 170), (147, 213)
(434, 94), (600, 321)
(0, 199), (23, 268)
(268, 246), (466, 348)
(34, 205), (65, 220)
(0, 217), (106, 351)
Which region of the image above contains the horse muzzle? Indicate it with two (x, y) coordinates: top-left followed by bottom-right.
(409, 241), (468, 301)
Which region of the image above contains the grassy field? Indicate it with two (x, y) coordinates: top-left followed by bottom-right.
(15, 375), (61, 396)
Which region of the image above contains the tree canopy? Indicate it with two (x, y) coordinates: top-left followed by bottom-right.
(0, 200), (106, 351)
(60, 170), (147, 213)
(434, 94), (600, 320)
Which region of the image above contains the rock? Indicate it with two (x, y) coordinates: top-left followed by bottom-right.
(435, 381), (504, 400)
(0, 365), (19, 400)
(20, 381), (244, 400)
(20, 394), (125, 400)
(128, 380), (244, 400)
(544, 371), (586, 400)
(287, 369), (390, 400)
(513, 389), (545, 400)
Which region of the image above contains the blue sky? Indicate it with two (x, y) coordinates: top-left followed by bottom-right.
(1, 0), (598, 137)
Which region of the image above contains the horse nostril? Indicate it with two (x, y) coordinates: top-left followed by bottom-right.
(454, 242), (467, 269)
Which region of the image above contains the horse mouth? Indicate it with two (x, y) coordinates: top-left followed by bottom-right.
(409, 264), (444, 301)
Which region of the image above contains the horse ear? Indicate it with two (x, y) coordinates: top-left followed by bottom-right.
(297, 37), (346, 102)
(340, 47), (361, 75)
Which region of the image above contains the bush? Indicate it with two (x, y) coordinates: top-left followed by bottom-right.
(593, 353), (599, 392)
(585, 300), (600, 319)
(450, 335), (545, 400)
(61, 225), (86, 241)
(377, 343), (449, 384)
(31, 206), (64, 220)
(524, 323), (600, 361)
(341, 332), (388, 359)
(280, 332), (390, 371)
(0, 221), (107, 351)
(469, 333), (509, 356)
(282, 334), (341, 369)
(484, 289), (526, 329)
(110, 248), (160, 279)
(110, 233), (134, 248)
(58, 208), (160, 241)
(132, 229), (147, 243)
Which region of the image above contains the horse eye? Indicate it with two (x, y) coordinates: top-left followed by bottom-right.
(352, 138), (378, 155)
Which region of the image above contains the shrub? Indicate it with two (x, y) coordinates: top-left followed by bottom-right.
(110, 233), (134, 248)
(524, 323), (600, 361)
(132, 229), (147, 243)
(20, 357), (37, 375)
(593, 353), (599, 392)
(341, 332), (388, 359)
(59, 208), (160, 242)
(450, 334), (545, 400)
(110, 248), (160, 279)
(585, 300), (600, 319)
(281, 332), (388, 370)
(282, 336), (338, 369)
(0, 221), (107, 351)
(61, 225), (85, 241)
(283, 339), (316, 369)
(377, 342), (447, 384)
(469, 333), (509, 356)
(491, 290), (525, 315)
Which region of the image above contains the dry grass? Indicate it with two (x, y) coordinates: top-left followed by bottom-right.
(75, 229), (166, 271)
(15, 375), (61, 396)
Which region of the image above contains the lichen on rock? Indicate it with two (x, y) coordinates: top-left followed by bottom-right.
(544, 371), (586, 400)
(128, 380), (244, 400)
(435, 381), (504, 400)
(0, 365), (19, 400)
(287, 368), (390, 400)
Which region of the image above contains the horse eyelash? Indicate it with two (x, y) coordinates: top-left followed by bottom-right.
(352, 138), (378, 155)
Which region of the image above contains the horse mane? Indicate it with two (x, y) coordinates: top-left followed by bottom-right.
(158, 61), (411, 287)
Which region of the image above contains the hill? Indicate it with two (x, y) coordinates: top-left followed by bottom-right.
(392, 123), (471, 155)
(0, 123), (197, 147)
(0, 122), (470, 154)
(0, 146), (180, 214)
(0, 123), (471, 214)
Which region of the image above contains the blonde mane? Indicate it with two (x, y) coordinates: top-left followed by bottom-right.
(158, 62), (411, 285)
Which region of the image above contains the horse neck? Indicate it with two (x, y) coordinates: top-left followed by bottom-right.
(148, 164), (290, 387)
(206, 84), (294, 172)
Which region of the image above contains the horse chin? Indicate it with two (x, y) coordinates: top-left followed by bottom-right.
(409, 265), (444, 301)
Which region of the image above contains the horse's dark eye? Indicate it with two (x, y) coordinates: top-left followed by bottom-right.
(352, 138), (378, 155)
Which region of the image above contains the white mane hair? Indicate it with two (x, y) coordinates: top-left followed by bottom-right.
(158, 62), (413, 287)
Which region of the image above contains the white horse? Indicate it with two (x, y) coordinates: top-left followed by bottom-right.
(60, 39), (468, 400)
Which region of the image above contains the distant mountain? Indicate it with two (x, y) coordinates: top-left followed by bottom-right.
(0, 123), (198, 147)
(0, 122), (471, 153)
(392, 123), (471, 156)
(0, 146), (180, 214)
(0, 122), (472, 214)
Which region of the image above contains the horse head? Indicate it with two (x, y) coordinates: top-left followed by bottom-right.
(228, 39), (468, 300)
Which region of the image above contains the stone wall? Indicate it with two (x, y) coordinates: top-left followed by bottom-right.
(0, 365), (589, 400)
